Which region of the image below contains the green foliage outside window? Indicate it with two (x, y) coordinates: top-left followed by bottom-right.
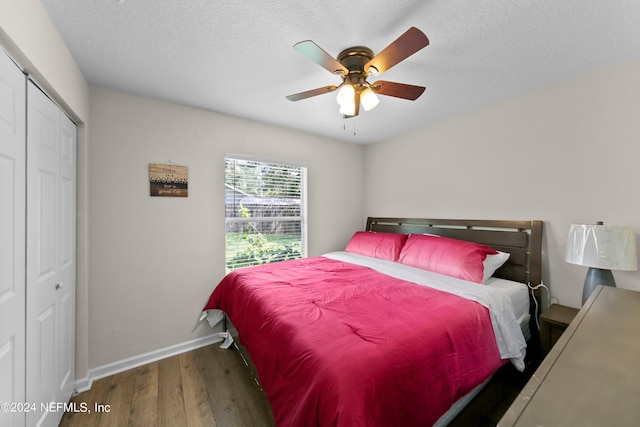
(226, 205), (301, 272)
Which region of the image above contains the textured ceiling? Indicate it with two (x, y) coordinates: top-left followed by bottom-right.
(40, 0), (640, 144)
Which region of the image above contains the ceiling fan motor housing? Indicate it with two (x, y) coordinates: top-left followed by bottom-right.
(337, 46), (374, 87)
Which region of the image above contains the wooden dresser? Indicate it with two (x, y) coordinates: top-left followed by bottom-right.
(499, 286), (640, 426)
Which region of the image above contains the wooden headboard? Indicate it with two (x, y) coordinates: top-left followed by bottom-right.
(366, 217), (543, 288)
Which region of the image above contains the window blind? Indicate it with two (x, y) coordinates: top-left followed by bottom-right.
(225, 156), (306, 271)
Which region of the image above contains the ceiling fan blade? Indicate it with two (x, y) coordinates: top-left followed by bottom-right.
(365, 27), (429, 75)
(286, 85), (338, 101)
(293, 41), (349, 76)
(370, 80), (426, 100)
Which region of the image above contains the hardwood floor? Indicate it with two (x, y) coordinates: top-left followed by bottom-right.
(61, 343), (537, 426)
(60, 344), (275, 427)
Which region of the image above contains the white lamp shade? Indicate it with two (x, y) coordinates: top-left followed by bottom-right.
(565, 224), (637, 271)
(360, 87), (379, 111)
(338, 100), (356, 116)
(336, 84), (355, 106)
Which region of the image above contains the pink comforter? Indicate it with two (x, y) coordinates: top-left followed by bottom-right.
(204, 256), (504, 426)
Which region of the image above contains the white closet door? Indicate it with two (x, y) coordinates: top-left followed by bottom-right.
(0, 50), (26, 427)
(26, 81), (76, 427)
(57, 107), (76, 404)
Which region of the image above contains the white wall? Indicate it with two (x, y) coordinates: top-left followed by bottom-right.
(365, 56), (640, 309)
(88, 87), (365, 367)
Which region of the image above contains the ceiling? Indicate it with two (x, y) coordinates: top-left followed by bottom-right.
(40, 0), (640, 145)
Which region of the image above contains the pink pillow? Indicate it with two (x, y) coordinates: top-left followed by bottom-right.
(398, 234), (498, 283)
(345, 231), (408, 261)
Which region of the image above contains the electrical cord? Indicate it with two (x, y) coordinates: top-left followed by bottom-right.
(528, 282), (550, 331)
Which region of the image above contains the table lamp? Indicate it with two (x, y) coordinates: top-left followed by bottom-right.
(565, 222), (637, 304)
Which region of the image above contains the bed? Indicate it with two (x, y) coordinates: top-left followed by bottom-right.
(202, 217), (543, 426)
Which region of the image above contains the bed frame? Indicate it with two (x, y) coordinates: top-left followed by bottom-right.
(225, 217), (544, 417)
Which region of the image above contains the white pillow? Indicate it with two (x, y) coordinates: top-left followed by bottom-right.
(483, 251), (510, 283)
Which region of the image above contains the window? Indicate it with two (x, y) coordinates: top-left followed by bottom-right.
(225, 156), (307, 271)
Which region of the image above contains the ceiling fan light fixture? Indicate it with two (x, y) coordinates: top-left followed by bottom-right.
(360, 87), (379, 111)
(287, 27), (429, 118)
(339, 99), (356, 116)
(336, 84), (355, 106)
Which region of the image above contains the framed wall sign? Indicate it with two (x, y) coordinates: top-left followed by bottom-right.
(149, 163), (188, 197)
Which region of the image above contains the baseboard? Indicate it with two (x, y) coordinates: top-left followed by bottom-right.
(74, 333), (224, 393)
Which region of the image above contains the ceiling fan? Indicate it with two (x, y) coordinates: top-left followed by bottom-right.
(286, 27), (429, 118)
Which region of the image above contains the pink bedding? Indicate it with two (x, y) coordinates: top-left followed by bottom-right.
(203, 256), (505, 426)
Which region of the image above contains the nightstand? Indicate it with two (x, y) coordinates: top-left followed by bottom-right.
(539, 304), (579, 356)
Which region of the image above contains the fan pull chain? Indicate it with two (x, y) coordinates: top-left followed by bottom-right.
(341, 119), (356, 136)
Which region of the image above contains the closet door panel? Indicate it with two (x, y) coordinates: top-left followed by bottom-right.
(37, 170), (57, 277)
(26, 81), (76, 427)
(27, 82), (60, 427)
(57, 114), (76, 400)
(60, 116), (75, 271)
(0, 50), (26, 427)
(34, 306), (56, 426)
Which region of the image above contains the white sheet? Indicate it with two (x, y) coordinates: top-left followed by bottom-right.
(486, 276), (530, 327)
(323, 251), (527, 371)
